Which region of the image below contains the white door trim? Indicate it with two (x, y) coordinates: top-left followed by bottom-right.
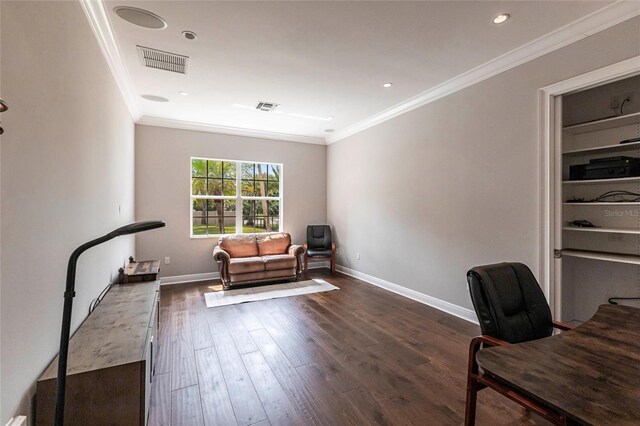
(538, 55), (640, 319)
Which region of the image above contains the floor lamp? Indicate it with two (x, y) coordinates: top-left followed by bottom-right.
(54, 220), (166, 426)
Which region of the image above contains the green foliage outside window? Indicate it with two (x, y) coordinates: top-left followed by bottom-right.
(191, 158), (281, 236)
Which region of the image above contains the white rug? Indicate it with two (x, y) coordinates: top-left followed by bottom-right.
(204, 278), (339, 308)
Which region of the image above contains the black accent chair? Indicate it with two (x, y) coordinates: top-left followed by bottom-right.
(464, 262), (574, 426)
(304, 225), (335, 273)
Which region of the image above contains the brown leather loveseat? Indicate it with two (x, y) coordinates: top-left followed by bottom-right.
(213, 233), (305, 289)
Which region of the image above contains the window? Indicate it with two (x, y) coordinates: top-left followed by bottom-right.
(191, 158), (282, 237)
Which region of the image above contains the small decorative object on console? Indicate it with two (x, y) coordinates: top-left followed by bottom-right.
(118, 256), (160, 283)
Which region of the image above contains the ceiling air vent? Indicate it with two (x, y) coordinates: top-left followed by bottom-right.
(255, 102), (279, 112)
(137, 45), (189, 74)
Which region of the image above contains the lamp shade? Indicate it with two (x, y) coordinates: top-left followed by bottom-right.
(111, 220), (165, 236)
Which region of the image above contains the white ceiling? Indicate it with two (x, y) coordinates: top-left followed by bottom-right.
(103, 0), (616, 141)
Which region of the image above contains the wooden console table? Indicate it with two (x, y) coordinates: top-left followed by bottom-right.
(36, 280), (160, 426)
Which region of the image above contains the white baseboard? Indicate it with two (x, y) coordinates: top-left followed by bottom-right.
(335, 265), (478, 324)
(161, 262), (330, 286)
(161, 272), (220, 286)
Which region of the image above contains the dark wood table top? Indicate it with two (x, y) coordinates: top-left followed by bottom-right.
(476, 304), (640, 426)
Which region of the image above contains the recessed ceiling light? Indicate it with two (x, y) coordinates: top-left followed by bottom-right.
(492, 13), (510, 24)
(141, 94), (169, 102)
(114, 7), (167, 29)
(325, 129), (335, 133)
(179, 91), (189, 96)
(327, 116), (334, 120)
(383, 82), (393, 88)
(182, 30), (198, 40)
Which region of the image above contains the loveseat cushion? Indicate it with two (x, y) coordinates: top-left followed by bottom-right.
(262, 254), (296, 271)
(228, 257), (265, 274)
(219, 234), (258, 258)
(256, 233), (291, 256)
(229, 268), (296, 283)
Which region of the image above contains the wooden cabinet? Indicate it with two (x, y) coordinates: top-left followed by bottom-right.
(36, 280), (160, 426)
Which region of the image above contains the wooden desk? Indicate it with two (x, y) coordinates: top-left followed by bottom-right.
(36, 280), (160, 426)
(477, 304), (640, 425)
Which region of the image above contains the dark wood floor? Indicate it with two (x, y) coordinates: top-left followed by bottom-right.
(148, 269), (545, 426)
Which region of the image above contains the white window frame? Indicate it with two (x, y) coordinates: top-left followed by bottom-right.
(190, 156), (284, 238)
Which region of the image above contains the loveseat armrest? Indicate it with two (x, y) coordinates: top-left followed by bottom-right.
(213, 246), (231, 284)
(289, 244), (306, 277)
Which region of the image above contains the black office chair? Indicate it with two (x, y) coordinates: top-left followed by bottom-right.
(464, 262), (573, 426)
(304, 225), (335, 273)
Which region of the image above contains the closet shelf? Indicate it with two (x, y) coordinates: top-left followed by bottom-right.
(562, 140), (640, 157)
(562, 176), (640, 185)
(563, 112), (640, 135)
(563, 226), (640, 235)
(562, 249), (640, 265)
(563, 202), (640, 206)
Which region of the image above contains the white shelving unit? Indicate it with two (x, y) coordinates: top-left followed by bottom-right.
(563, 140), (640, 157)
(562, 176), (640, 185)
(558, 78), (640, 323)
(563, 111), (640, 135)
(563, 202), (640, 206)
(563, 226), (640, 235)
(562, 249), (640, 266)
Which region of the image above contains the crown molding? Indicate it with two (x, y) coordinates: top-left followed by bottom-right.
(326, 1), (640, 144)
(79, 0), (142, 121)
(137, 116), (326, 145)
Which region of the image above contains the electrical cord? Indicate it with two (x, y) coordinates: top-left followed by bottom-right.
(88, 283), (113, 314)
(620, 97), (630, 116)
(594, 190), (640, 202)
(567, 190), (640, 203)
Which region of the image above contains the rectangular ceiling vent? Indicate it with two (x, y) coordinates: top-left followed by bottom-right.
(137, 45), (189, 74)
(255, 102), (279, 112)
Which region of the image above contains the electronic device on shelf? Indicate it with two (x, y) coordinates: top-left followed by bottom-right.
(570, 219), (597, 228)
(569, 156), (640, 180)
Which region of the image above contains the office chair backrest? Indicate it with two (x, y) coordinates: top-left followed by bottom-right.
(467, 262), (553, 344)
(307, 225), (332, 250)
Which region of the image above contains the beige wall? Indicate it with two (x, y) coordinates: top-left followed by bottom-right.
(0, 1), (135, 422)
(135, 125), (327, 277)
(327, 16), (640, 312)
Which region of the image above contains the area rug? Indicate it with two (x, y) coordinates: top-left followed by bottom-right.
(204, 278), (339, 308)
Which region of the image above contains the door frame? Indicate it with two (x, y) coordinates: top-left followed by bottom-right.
(538, 55), (640, 319)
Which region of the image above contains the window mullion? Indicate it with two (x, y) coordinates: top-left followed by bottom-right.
(236, 161), (242, 234)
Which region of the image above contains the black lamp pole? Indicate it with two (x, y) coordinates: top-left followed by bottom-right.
(54, 220), (165, 426)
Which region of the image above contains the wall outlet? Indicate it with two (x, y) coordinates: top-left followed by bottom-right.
(356, 252), (360, 260)
(608, 233), (624, 242)
(164, 257), (171, 265)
